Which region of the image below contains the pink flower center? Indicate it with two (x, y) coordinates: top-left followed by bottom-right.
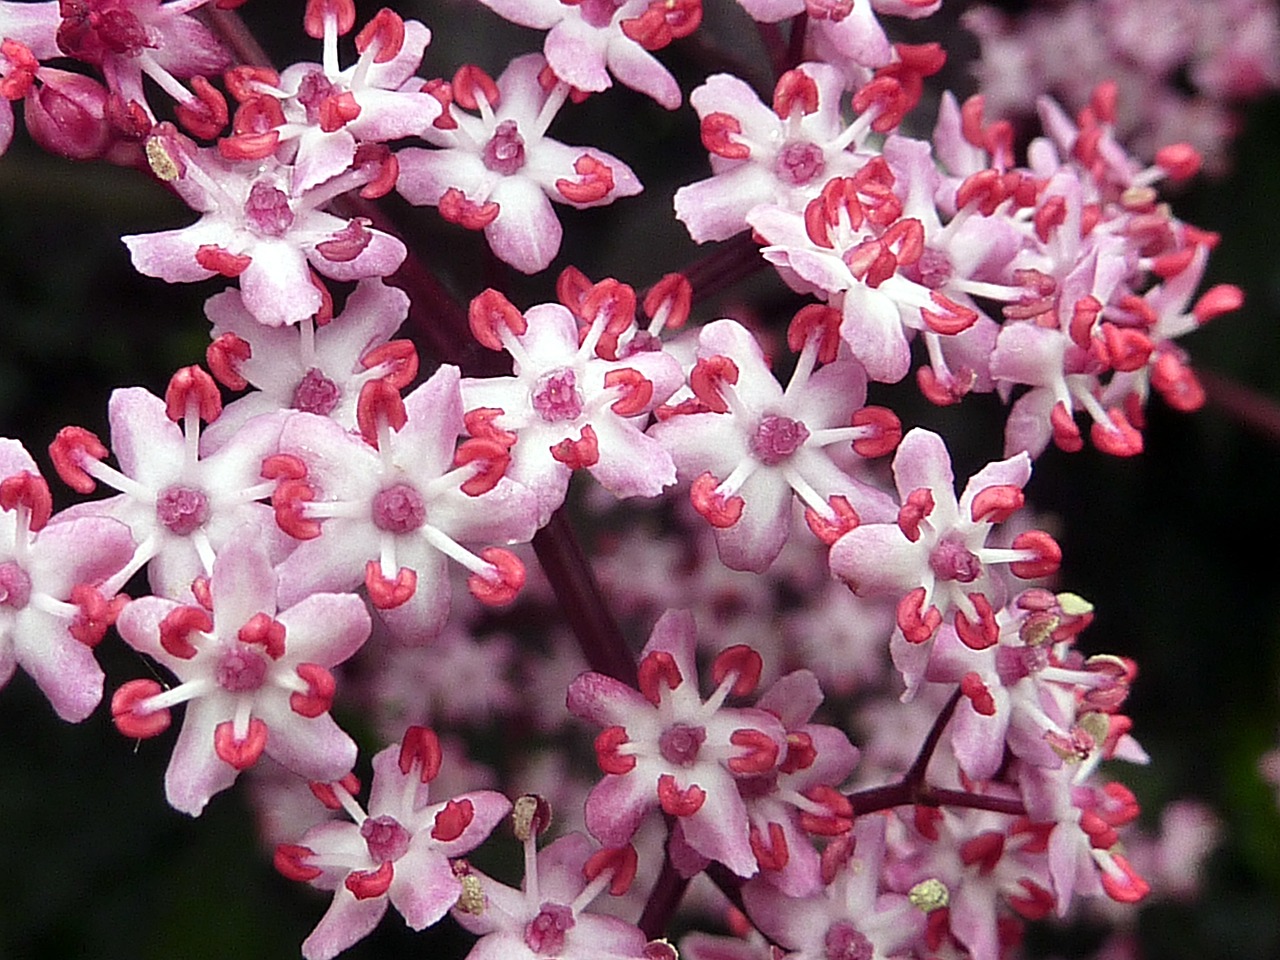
(929, 536), (982, 583)
(805, 0), (854, 22)
(577, 0), (625, 28)
(751, 414), (810, 465)
(297, 69), (337, 124)
(215, 644), (268, 692)
(372, 482), (427, 534)
(775, 142), (825, 186)
(659, 722), (706, 766)
(908, 248), (954, 290)
(0, 561), (32, 610)
(156, 484), (210, 536)
(824, 922), (873, 960)
(292, 368), (341, 416)
(482, 119), (527, 175)
(361, 814), (411, 863)
(531, 369), (584, 422)
(524, 902), (575, 954)
(244, 181), (295, 237)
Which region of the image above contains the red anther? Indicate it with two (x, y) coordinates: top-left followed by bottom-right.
(235, 610), (285, 659)
(309, 772), (361, 808)
(1100, 782), (1141, 825)
(1068, 295), (1103, 348)
(690, 355), (739, 413)
(1089, 80), (1118, 125)
(274, 844), (323, 882)
(896, 487), (935, 542)
(556, 154), (615, 204)
(842, 237), (894, 287)
(690, 471), (744, 528)
(224, 65), (279, 103)
(356, 379), (407, 447)
(1096, 323), (1153, 373)
(304, 0), (356, 38)
(430, 797), (475, 842)
(1100, 854), (1150, 904)
(556, 265), (593, 317)
(959, 831), (1005, 874)
(398, 725), (442, 781)
(175, 76), (228, 140)
(549, 425), (600, 470)
(1080, 810), (1119, 849)
(192, 576), (213, 610)
(0, 40), (37, 99)
(955, 594), (999, 650)
(775, 732), (817, 775)
(468, 288), (527, 351)
(581, 277), (636, 341)
(288, 663), (336, 718)
(914, 804), (943, 840)
(438, 186), (500, 230)
(231, 93), (286, 136)
(711, 645), (763, 697)
(1102, 713), (1134, 757)
(206, 333), (252, 391)
(165, 366), (222, 423)
(920, 291), (978, 335)
(365, 562), (417, 609)
(698, 112), (749, 160)
(421, 78), (458, 129)
(467, 547), (525, 606)
(657, 775), (706, 817)
(1192, 283), (1244, 324)
(455, 438), (511, 496)
(916, 366), (970, 407)
(273, 478), (321, 540)
(956, 169), (1006, 216)
(772, 68), (819, 118)
(804, 495), (860, 546)
(111, 679), (170, 739)
(318, 91), (362, 133)
(48, 426), (106, 495)
(619, 0), (701, 50)
(1008, 880), (1055, 920)
(359, 340), (418, 391)
(897, 587), (941, 644)
(799, 785), (854, 836)
(1010, 530), (1062, 579)
(1154, 142), (1200, 182)
(604, 368), (654, 417)
(1033, 195), (1067, 243)
(728, 728), (779, 774)
(214, 717), (269, 770)
(852, 75), (909, 132)
(803, 194), (836, 249)
(970, 483), (1025, 524)
(1150, 352), (1205, 412)
(881, 217), (924, 266)
(642, 273), (693, 330)
(69, 584), (126, 647)
(1008, 817), (1053, 853)
(637, 650), (682, 705)
(159, 605), (212, 660)
(355, 8), (406, 63)
(960, 671), (997, 716)
(218, 129), (282, 162)
(316, 218), (373, 264)
(749, 822), (790, 871)
(195, 244), (252, 277)
(1090, 407), (1143, 457)
(346, 861), (394, 899)
(787, 303), (842, 363)
(1050, 402), (1084, 453)
(355, 143), (399, 199)
(464, 408), (517, 447)
(594, 725), (637, 775)
(892, 40), (947, 76)
(0, 471), (52, 531)
(451, 64), (500, 111)
(1149, 247), (1196, 279)
(583, 844), (639, 896)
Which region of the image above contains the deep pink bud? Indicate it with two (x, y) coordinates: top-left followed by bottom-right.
(24, 68), (110, 160)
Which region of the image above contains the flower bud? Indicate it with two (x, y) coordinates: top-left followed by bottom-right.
(24, 68), (110, 160)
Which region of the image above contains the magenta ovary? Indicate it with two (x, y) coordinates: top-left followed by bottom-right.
(929, 536), (982, 583)
(361, 815), (411, 863)
(775, 142), (825, 186)
(156, 484), (210, 536)
(244, 181), (295, 237)
(371, 483), (427, 534)
(292, 368), (341, 416)
(824, 922), (873, 960)
(659, 722), (707, 767)
(215, 644), (268, 693)
(751, 414), (811, 466)
(296, 70), (337, 124)
(482, 120), (527, 175)
(524, 902), (575, 954)
(0, 561), (32, 610)
(531, 369), (584, 422)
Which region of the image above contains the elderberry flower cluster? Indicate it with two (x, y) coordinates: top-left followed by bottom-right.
(0, 0), (1268, 958)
